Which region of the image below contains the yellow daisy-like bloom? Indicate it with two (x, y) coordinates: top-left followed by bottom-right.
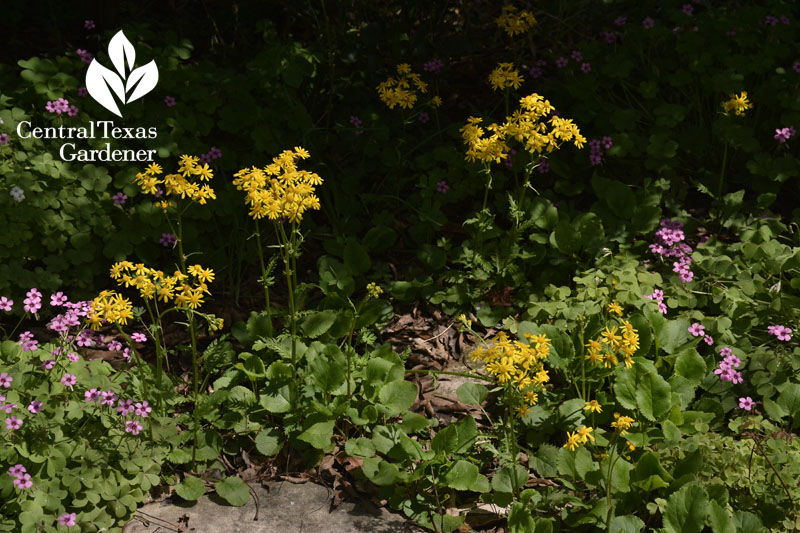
(488, 62), (525, 91)
(233, 147), (323, 223)
(608, 301), (623, 317)
(377, 64), (428, 110)
(100, 261), (214, 311)
(134, 155), (215, 207)
(366, 282), (383, 299)
(611, 412), (635, 434)
(576, 426), (595, 444)
(496, 5), (537, 37)
(461, 92), (585, 164)
(584, 400), (603, 414)
(564, 431), (582, 451)
(86, 290), (133, 330)
(431, 96), (442, 108)
(722, 91), (753, 116)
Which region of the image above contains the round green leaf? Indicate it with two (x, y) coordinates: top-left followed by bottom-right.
(215, 476), (251, 507)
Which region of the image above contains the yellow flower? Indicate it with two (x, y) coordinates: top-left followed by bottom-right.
(600, 326), (621, 346)
(488, 62), (525, 91)
(377, 64), (428, 109)
(576, 426), (595, 444)
(608, 301), (623, 316)
(146, 163), (163, 175)
(233, 148), (322, 223)
(564, 431), (582, 451)
(496, 5), (537, 37)
(366, 282), (383, 299)
(432, 96), (442, 108)
(722, 91), (753, 116)
(611, 412), (635, 434)
(584, 400), (603, 413)
(515, 405), (531, 418)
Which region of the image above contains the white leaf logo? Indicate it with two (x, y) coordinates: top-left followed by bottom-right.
(85, 30), (159, 117)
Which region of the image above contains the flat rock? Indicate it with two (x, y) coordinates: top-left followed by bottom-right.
(126, 481), (422, 533)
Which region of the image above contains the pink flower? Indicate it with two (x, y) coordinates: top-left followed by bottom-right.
(768, 325), (792, 341)
(418, 111), (430, 124)
(164, 96), (176, 107)
(125, 419), (143, 435)
(19, 331), (38, 352)
(0, 297), (12, 311)
(78, 87), (89, 98)
(67, 352), (80, 362)
(76, 50), (93, 64)
(614, 16), (626, 27)
(84, 19), (95, 30)
(117, 398), (135, 416)
(108, 340), (123, 352)
(349, 116), (364, 135)
(739, 397), (755, 411)
(5, 415), (23, 430)
(571, 50), (583, 62)
(643, 17), (655, 29)
(436, 180), (449, 194)
(0, 133), (9, 146)
(8, 464), (26, 477)
(0, 372), (11, 388)
(42, 360), (56, 370)
(27, 401), (43, 413)
(23, 288), (42, 313)
(555, 57), (568, 68)
(84, 388), (101, 402)
(160, 233), (177, 247)
(13, 473), (32, 489)
(688, 323), (705, 337)
(580, 62), (592, 73)
(50, 292), (68, 306)
(423, 59), (444, 73)
(703, 335), (714, 345)
(57, 513), (77, 526)
(61, 373), (77, 389)
(131, 332), (147, 343)
(135, 401), (152, 418)
(112, 192), (128, 206)
(682, 3), (694, 15)
(101, 390), (117, 407)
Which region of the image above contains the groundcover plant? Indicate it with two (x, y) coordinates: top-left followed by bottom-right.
(1, 1), (800, 531)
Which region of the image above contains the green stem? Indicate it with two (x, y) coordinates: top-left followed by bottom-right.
(717, 141), (728, 197)
(254, 219), (274, 336)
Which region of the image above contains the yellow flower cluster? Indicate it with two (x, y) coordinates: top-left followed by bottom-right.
(611, 412), (635, 434)
(87, 290), (133, 330)
(232, 147), (322, 223)
(564, 426), (595, 451)
(471, 331), (551, 416)
(722, 91), (753, 116)
(108, 260), (214, 310)
(496, 5), (537, 37)
(488, 62), (525, 91)
(584, 319), (640, 369)
(376, 63), (428, 109)
(366, 282), (383, 299)
(460, 93), (586, 164)
(134, 156), (216, 209)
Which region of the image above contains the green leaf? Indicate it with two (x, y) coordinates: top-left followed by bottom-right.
(362, 457), (401, 486)
(343, 240), (371, 275)
(509, 502), (536, 533)
(614, 363), (672, 421)
(309, 346), (346, 394)
(297, 420), (335, 450)
(777, 383), (800, 416)
(378, 380), (418, 416)
(674, 349), (706, 385)
(175, 476), (205, 501)
(707, 500), (735, 533)
(456, 382), (488, 405)
(658, 318), (690, 354)
(491, 464), (529, 494)
(663, 481), (709, 533)
(662, 420), (682, 446)
(609, 515), (645, 533)
(255, 428), (284, 456)
(443, 460), (479, 491)
(345, 437), (376, 458)
(215, 476), (251, 507)
(301, 310), (339, 338)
